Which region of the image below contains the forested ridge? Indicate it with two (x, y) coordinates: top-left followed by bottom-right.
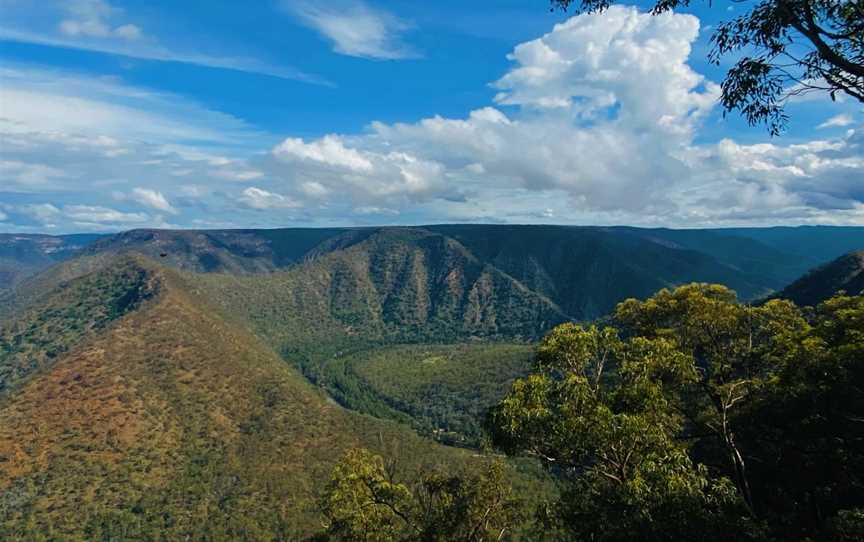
(0, 229), (861, 540)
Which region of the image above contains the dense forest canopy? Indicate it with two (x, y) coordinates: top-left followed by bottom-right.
(325, 284), (864, 541)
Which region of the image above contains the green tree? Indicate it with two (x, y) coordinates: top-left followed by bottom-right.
(318, 449), (523, 541)
(733, 293), (864, 539)
(614, 284), (809, 518)
(488, 284), (864, 539)
(487, 319), (754, 540)
(550, 0), (864, 134)
(319, 449), (413, 542)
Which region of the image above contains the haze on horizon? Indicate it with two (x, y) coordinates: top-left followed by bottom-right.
(1, 0), (862, 234)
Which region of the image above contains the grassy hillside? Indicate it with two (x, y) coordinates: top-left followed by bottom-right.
(775, 251), (864, 307)
(0, 256), (156, 395)
(0, 256), (544, 540)
(2, 225), (858, 538)
(188, 229), (566, 426)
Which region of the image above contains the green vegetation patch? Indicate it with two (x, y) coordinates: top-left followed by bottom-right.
(0, 257), (157, 395)
(351, 343), (535, 446)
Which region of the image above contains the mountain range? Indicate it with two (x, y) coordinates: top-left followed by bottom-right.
(0, 254), (503, 538)
(4, 224), (862, 319)
(0, 224), (861, 538)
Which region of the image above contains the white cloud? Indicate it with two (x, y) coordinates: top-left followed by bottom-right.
(238, 187), (302, 210)
(15, 203), (62, 223)
(0, 210), (7, 221)
(130, 187), (177, 214)
(178, 184), (210, 197)
(0, 160), (68, 189)
(492, 7), (718, 135)
(817, 113), (855, 129)
(0, 1), (327, 85)
(300, 181), (330, 198)
(1, 6), (862, 232)
(287, 0), (419, 60)
(354, 206), (399, 216)
(0, 66), (262, 145)
(0, 26), (328, 83)
(252, 6), (862, 226)
(1, 201), (153, 228)
(260, 7), (719, 213)
(275, 135), (374, 172)
(0, 65), (275, 231)
(59, 0), (142, 41)
(211, 168), (264, 181)
(269, 136), (450, 203)
(63, 204), (149, 224)
(671, 128), (864, 223)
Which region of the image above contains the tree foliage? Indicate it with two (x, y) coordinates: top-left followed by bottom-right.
(488, 284), (864, 540)
(550, 0), (864, 134)
(318, 449), (524, 542)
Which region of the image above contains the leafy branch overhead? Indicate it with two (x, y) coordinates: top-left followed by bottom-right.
(551, 0), (864, 134)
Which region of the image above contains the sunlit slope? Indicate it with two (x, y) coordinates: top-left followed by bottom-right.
(0, 256), (156, 395)
(0, 256), (486, 539)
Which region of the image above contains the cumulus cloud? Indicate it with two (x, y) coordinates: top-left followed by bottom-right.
(275, 136), (374, 172)
(261, 6), (719, 214)
(672, 127), (864, 223)
(129, 187), (177, 214)
(252, 6), (862, 226)
(269, 135), (451, 203)
(493, 6), (718, 136)
(1, 6), (861, 232)
(287, 0), (419, 59)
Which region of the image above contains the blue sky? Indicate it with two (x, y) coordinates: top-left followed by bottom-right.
(0, 0), (861, 233)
